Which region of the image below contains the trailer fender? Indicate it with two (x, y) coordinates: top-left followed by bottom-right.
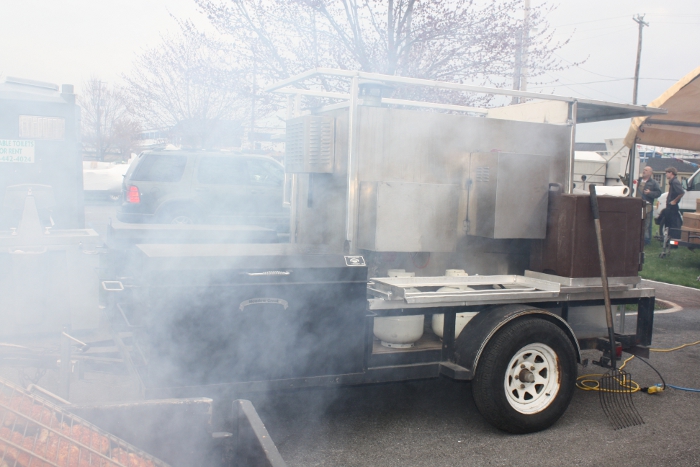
(454, 304), (581, 376)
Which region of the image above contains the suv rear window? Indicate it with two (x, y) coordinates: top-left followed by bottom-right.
(131, 154), (187, 182)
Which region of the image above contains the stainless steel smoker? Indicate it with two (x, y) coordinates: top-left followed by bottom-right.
(103, 69), (665, 436)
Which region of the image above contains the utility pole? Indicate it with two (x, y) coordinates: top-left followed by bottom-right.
(511, 0), (530, 105)
(520, 0), (531, 95)
(96, 80), (104, 161)
(250, 45), (257, 149)
(632, 14), (649, 105)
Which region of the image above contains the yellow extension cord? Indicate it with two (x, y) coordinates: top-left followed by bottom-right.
(575, 340), (700, 393)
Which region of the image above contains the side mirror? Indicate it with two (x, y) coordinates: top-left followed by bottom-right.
(682, 179), (688, 190)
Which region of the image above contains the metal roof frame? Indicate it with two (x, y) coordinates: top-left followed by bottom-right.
(266, 68), (667, 123)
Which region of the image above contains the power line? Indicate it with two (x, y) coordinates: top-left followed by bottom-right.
(530, 77), (677, 90)
(552, 23), (634, 36)
(653, 21), (700, 25)
(553, 53), (621, 79)
(544, 72), (624, 101)
(554, 13), (700, 28)
(554, 15), (630, 27)
(552, 53), (678, 82)
(566, 26), (637, 44)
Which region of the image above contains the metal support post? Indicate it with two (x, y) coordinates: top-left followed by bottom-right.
(636, 297), (655, 346)
(59, 327), (72, 401)
(567, 100), (578, 193)
(441, 310), (457, 362)
(345, 75), (360, 254)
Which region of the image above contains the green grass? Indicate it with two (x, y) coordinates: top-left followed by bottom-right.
(639, 239), (700, 289)
(624, 302), (667, 311)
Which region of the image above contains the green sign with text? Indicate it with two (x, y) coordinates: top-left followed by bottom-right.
(0, 139), (35, 163)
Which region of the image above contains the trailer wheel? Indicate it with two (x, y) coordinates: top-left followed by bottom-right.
(471, 317), (576, 434)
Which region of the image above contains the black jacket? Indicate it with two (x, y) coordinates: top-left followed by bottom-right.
(636, 177), (661, 203)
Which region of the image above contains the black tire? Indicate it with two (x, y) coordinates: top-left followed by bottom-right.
(471, 316), (577, 434)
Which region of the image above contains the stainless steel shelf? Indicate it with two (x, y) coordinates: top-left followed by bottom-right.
(368, 275), (560, 304)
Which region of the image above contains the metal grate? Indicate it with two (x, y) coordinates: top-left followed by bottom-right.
(0, 378), (170, 467)
(368, 274), (560, 305)
(285, 120), (306, 172)
(285, 116), (335, 173)
(18, 116), (66, 141)
(475, 166), (490, 182)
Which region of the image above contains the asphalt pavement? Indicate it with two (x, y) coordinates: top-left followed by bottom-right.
(246, 289), (700, 467)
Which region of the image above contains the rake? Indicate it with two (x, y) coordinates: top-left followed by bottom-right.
(589, 185), (644, 430)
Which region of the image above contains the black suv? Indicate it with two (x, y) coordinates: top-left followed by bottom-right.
(117, 151), (288, 230)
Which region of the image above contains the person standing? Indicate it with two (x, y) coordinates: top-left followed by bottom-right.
(636, 165), (662, 244)
(665, 167), (685, 240)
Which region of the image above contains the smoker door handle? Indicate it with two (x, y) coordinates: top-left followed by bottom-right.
(244, 271), (292, 276)
(101, 281), (125, 291)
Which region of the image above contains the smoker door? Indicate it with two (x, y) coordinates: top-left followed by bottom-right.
(145, 280), (366, 386)
(467, 152), (550, 239)
(134, 244), (368, 387)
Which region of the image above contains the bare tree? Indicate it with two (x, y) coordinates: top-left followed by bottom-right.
(122, 26), (249, 148)
(113, 118), (142, 162)
(195, 0), (573, 105)
(79, 78), (133, 161)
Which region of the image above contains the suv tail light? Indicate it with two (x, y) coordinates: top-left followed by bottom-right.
(126, 185), (140, 203)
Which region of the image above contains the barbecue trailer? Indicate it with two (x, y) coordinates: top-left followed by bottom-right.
(103, 69), (666, 435)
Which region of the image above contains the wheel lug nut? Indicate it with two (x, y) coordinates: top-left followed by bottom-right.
(520, 384), (525, 389)
(515, 374), (519, 380)
(530, 366), (535, 371)
(520, 364), (526, 369)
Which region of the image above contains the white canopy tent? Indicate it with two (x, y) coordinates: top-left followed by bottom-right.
(625, 66), (700, 152)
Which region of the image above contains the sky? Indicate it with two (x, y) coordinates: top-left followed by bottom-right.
(1, 0), (699, 142)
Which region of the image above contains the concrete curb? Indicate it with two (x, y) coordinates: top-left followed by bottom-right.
(618, 298), (683, 316)
(642, 278), (700, 293)
(654, 299), (683, 314)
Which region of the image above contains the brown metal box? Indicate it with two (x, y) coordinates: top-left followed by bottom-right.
(681, 226), (700, 244)
(530, 191), (644, 278)
(683, 212), (700, 231)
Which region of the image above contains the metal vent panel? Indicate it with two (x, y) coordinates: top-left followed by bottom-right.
(475, 166), (490, 182)
(285, 116), (335, 173)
